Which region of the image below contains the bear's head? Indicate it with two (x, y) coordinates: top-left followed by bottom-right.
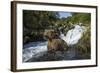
(44, 29), (59, 40)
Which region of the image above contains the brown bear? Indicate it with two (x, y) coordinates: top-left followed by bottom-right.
(44, 29), (68, 53)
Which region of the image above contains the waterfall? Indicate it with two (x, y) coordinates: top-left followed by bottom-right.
(60, 25), (86, 46)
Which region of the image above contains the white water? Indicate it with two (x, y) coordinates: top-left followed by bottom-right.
(23, 42), (48, 62)
(60, 25), (86, 46)
(23, 25), (86, 62)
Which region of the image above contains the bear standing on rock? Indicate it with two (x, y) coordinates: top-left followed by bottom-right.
(44, 29), (68, 54)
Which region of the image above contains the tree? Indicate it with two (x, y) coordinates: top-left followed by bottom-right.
(69, 13), (91, 25)
(23, 10), (59, 29)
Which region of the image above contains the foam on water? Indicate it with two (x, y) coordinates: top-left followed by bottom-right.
(23, 42), (48, 62)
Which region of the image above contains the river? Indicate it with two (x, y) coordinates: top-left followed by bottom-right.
(23, 25), (86, 62)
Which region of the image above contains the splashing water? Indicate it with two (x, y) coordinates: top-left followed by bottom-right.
(60, 25), (86, 46)
(23, 42), (48, 62)
(23, 25), (86, 62)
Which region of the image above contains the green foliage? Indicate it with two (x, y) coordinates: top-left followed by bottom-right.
(65, 13), (91, 25)
(23, 10), (59, 29)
